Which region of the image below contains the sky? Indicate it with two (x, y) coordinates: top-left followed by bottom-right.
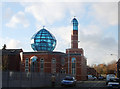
(1, 0), (119, 65)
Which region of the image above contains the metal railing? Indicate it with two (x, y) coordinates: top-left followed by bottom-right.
(2, 71), (72, 88)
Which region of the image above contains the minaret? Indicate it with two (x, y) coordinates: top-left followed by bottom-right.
(66, 17), (87, 81)
(71, 17), (78, 49)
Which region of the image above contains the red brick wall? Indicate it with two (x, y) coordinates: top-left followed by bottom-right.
(71, 30), (78, 48)
(21, 51), (87, 81)
(22, 53), (62, 73)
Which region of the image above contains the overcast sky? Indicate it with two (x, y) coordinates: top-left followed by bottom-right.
(1, 0), (119, 65)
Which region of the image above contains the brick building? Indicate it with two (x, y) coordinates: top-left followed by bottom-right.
(2, 17), (87, 81)
(2, 49), (23, 71)
(87, 66), (99, 77)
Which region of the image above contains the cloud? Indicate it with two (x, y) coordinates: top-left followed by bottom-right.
(79, 24), (118, 65)
(1, 37), (22, 49)
(89, 2), (118, 26)
(3, 8), (13, 21)
(6, 11), (29, 28)
(50, 26), (72, 51)
(22, 2), (118, 28)
(23, 2), (86, 25)
(24, 2), (65, 25)
(81, 24), (102, 35)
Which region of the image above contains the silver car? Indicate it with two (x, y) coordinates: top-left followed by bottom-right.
(61, 76), (76, 86)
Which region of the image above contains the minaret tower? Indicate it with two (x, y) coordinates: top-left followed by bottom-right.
(65, 17), (87, 81)
(71, 17), (78, 49)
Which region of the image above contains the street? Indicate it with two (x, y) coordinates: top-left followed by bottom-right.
(76, 80), (107, 88)
(1, 80), (110, 89)
(58, 80), (108, 89)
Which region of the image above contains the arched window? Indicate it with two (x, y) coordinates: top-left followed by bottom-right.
(40, 59), (44, 72)
(71, 57), (76, 75)
(30, 56), (37, 72)
(51, 58), (56, 73)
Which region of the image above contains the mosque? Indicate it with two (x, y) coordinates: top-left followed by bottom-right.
(3, 17), (87, 81)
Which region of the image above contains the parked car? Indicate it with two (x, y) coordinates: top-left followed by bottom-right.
(106, 74), (115, 85)
(61, 76), (76, 86)
(88, 75), (95, 80)
(94, 76), (97, 80)
(98, 76), (104, 80)
(107, 78), (120, 89)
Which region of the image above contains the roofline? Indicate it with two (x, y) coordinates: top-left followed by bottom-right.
(23, 51), (66, 55)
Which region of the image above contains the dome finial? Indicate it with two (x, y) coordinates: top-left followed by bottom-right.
(43, 26), (45, 29)
(74, 16), (76, 18)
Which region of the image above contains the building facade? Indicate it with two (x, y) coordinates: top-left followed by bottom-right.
(2, 49), (23, 71)
(2, 18), (87, 81)
(87, 66), (99, 77)
(20, 18), (87, 80)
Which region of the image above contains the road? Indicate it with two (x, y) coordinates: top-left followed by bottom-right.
(58, 80), (108, 89)
(76, 80), (107, 88)
(1, 80), (108, 89)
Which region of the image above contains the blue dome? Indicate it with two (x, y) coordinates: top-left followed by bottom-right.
(31, 28), (56, 51)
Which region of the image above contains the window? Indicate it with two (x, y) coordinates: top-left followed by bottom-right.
(61, 58), (65, 66)
(52, 59), (56, 63)
(51, 59), (56, 73)
(71, 57), (76, 75)
(25, 58), (29, 72)
(40, 59), (44, 72)
(25, 69), (29, 72)
(61, 69), (66, 74)
(25, 58), (29, 67)
(30, 56), (37, 72)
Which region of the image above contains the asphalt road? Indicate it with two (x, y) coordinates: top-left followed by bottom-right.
(77, 80), (107, 87)
(59, 80), (108, 89)
(1, 80), (108, 89)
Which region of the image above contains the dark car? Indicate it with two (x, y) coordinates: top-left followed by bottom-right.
(107, 78), (120, 89)
(98, 76), (104, 80)
(61, 76), (76, 86)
